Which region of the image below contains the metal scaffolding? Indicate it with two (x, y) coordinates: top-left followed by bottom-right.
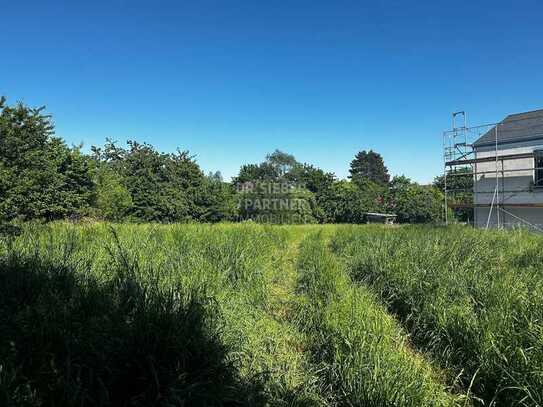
(443, 111), (543, 231)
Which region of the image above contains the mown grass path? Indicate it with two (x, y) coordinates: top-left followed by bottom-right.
(258, 226), (329, 405)
(212, 225), (329, 405)
(5, 223), (541, 406)
(254, 226), (470, 406)
(292, 230), (468, 406)
(331, 225), (543, 406)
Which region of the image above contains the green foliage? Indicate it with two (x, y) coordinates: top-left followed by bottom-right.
(237, 183), (317, 223)
(349, 149), (390, 186)
(93, 140), (204, 222)
(234, 151), (320, 223)
(434, 168), (474, 223)
(4, 223), (543, 405)
(0, 226), (270, 406)
(196, 173), (237, 222)
(387, 176), (444, 223)
(286, 164), (336, 222)
(234, 150), (298, 184)
(234, 162), (277, 183)
(0, 95), (452, 225)
(0, 223), (327, 406)
(92, 166), (133, 221)
(0, 223), (21, 237)
(286, 163), (336, 195)
(265, 149), (298, 176)
(319, 179), (384, 223)
(0, 98), (93, 221)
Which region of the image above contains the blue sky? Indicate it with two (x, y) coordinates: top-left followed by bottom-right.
(2, 1), (543, 183)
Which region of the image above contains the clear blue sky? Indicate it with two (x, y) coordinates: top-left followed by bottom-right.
(2, 1), (543, 183)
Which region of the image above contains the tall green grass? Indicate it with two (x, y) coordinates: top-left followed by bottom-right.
(295, 232), (466, 406)
(3, 222), (542, 406)
(331, 225), (543, 406)
(0, 237), (245, 406)
(0, 223), (324, 406)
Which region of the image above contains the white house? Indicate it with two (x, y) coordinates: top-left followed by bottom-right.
(471, 109), (543, 229)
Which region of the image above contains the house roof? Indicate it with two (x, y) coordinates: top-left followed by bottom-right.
(473, 109), (543, 148)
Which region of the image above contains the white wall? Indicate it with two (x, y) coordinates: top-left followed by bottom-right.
(474, 140), (543, 229)
(475, 207), (543, 230)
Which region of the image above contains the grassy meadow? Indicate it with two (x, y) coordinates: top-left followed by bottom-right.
(0, 223), (542, 406)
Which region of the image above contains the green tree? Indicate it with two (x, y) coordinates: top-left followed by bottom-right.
(0, 97), (93, 221)
(434, 168), (473, 223)
(196, 173), (237, 222)
(286, 164), (336, 222)
(319, 179), (384, 223)
(92, 166), (133, 221)
(233, 163), (277, 184)
(287, 163), (335, 194)
(265, 149), (298, 176)
(349, 150), (390, 186)
(93, 140), (204, 222)
(386, 176), (444, 223)
(237, 184), (317, 224)
(233, 151), (319, 223)
(233, 150), (301, 185)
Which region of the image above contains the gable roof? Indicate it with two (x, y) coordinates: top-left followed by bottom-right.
(473, 109), (543, 148)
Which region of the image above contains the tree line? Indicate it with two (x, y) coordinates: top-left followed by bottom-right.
(0, 97), (449, 224)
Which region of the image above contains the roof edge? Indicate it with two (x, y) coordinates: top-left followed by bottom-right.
(474, 133), (543, 149)
(505, 108), (543, 119)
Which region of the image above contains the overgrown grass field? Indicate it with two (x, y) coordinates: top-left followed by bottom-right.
(0, 223), (541, 406)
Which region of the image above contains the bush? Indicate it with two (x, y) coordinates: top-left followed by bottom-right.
(386, 176), (444, 223)
(319, 180), (384, 223)
(92, 166), (133, 221)
(237, 183), (317, 224)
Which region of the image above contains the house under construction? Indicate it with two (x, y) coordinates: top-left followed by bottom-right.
(443, 109), (543, 231)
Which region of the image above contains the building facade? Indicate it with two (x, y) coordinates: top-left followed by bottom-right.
(444, 109), (543, 230)
(472, 110), (543, 229)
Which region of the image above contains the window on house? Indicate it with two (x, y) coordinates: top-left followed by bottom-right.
(535, 150), (543, 187)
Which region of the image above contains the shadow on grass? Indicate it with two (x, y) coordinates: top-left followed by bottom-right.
(0, 254), (269, 407)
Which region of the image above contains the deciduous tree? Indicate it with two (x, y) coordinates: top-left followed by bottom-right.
(386, 176), (443, 223)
